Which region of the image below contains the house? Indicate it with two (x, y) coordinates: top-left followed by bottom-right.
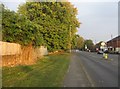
(95, 41), (107, 51)
(106, 35), (120, 53)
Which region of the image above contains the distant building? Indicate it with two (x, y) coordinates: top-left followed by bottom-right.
(95, 41), (107, 52)
(106, 35), (120, 53)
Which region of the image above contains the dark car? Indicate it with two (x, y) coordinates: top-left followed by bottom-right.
(97, 50), (104, 54)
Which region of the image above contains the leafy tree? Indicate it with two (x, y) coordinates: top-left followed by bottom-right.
(72, 34), (84, 50)
(0, 4), (3, 41)
(2, 7), (44, 46)
(84, 39), (94, 50)
(76, 36), (84, 50)
(18, 2), (80, 51)
(2, 1), (80, 52)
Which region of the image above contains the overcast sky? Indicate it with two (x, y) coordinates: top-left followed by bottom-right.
(0, 0), (119, 44)
(71, 2), (118, 44)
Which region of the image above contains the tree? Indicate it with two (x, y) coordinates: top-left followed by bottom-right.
(2, 7), (44, 46)
(76, 36), (84, 50)
(84, 39), (94, 50)
(18, 2), (80, 51)
(72, 34), (84, 50)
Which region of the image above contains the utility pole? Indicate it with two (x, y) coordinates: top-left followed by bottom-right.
(111, 34), (113, 52)
(69, 25), (72, 53)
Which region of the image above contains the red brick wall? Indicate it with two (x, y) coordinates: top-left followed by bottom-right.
(107, 39), (120, 48)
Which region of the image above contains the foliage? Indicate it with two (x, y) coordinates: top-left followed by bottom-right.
(84, 39), (94, 50)
(18, 2), (80, 51)
(2, 1), (80, 51)
(2, 7), (44, 46)
(72, 34), (84, 50)
(76, 36), (84, 49)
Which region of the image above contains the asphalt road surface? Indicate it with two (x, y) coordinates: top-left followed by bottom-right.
(63, 51), (118, 87)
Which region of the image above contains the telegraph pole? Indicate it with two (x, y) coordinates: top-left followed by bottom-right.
(111, 34), (113, 52)
(69, 25), (72, 53)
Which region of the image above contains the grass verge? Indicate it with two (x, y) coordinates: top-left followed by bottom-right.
(2, 53), (70, 87)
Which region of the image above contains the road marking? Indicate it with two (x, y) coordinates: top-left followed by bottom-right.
(78, 59), (95, 87)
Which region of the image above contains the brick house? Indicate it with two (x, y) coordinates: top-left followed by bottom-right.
(106, 35), (120, 53)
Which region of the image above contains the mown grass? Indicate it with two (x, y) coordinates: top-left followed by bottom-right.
(2, 53), (70, 87)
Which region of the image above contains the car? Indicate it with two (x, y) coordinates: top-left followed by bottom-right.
(75, 49), (79, 52)
(104, 50), (109, 53)
(97, 50), (104, 54)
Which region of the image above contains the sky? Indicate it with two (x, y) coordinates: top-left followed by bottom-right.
(0, 0), (119, 44)
(71, 2), (118, 44)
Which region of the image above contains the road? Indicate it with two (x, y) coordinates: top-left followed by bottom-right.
(63, 51), (118, 87)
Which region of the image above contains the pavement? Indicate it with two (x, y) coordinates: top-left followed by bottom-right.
(63, 51), (118, 87)
(63, 52), (94, 87)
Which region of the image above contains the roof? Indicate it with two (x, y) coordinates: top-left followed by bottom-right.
(107, 35), (120, 43)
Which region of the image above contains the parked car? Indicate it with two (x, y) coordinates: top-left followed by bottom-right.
(114, 51), (120, 54)
(104, 50), (109, 53)
(97, 50), (104, 54)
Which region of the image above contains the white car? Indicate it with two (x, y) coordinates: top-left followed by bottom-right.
(76, 49), (79, 52)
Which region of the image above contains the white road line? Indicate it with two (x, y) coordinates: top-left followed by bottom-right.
(78, 59), (95, 87)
